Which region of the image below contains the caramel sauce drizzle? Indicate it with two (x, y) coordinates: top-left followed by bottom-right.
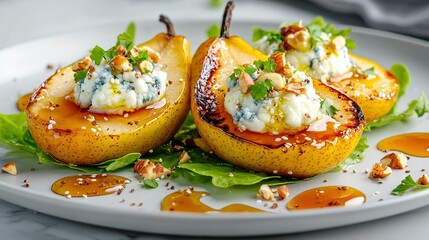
(17, 93), (33, 111)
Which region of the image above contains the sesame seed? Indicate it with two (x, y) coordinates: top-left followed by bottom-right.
(281, 136), (288, 140)
(123, 113), (129, 118)
(66, 195), (72, 199)
(228, 172), (234, 177)
(149, 149), (154, 153)
(90, 128), (96, 132)
(124, 180), (131, 184)
(104, 117), (109, 121)
(82, 194), (88, 198)
(273, 170), (278, 174)
(47, 124), (53, 130)
(287, 171), (293, 175)
(81, 126), (86, 130)
(275, 138), (282, 142)
(64, 191), (70, 195)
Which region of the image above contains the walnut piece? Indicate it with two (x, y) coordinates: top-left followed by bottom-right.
(417, 174), (429, 185)
(369, 163), (392, 179)
(258, 184), (274, 200)
(178, 150), (191, 164)
(134, 159), (171, 179)
(277, 185), (290, 200)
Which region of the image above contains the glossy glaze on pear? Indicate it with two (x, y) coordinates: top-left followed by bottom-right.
(191, 1), (365, 178)
(26, 16), (191, 165)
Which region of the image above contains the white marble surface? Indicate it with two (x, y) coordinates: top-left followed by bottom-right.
(1, 0), (428, 239)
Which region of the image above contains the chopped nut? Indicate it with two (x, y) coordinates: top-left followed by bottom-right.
(2, 162), (17, 175)
(277, 185), (289, 199)
(417, 174), (429, 185)
(256, 72), (285, 91)
(331, 36), (346, 50)
(269, 52), (293, 78)
(258, 184), (274, 201)
(137, 60), (153, 73)
(369, 163), (392, 179)
(380, 152), (408, 169)
(110, 56), (132, 73)
(115, 45), (127, 56)
(72, 57), (91, 71)
(238, 71), (254, 94)
(134, 159), (171, 179)
(285, 29), (311, 52)
(178, 150), (191, 164)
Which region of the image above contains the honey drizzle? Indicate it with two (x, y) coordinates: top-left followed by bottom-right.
(51, 174), (130, 197)
(161, 190), (265, 213)
(17, 93), (33, 111)
(287, 186), (366, 210)
(377, 133), (429, 157)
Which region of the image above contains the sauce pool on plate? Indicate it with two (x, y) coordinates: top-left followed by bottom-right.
(51, 174), (130, 197)
(377, 133), (429, 157)
(161, 189), (265, 213)
(287, 186), (366, 210)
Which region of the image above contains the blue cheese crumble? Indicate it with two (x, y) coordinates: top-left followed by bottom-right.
(71, 46), (167, 114)
(224, 59), (321, 134)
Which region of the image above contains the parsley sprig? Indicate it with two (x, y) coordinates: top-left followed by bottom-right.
(391, 175), (429, 195)
(249, 80), (273, 101)
(320, 99), (339, 117)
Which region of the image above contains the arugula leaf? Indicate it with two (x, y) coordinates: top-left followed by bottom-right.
(335, 137), (368, 170)
(252, 26), (282, 43)
(96, 153), (141, 171)
(365, 92), (429, 131)
(207, 24), (221, 38)
(390, 63), (411, 106)
(178, 163), (280, 188)
(74, 69), (88, 83)
(249, 79), (273, 101)
(0, 112), (37, 153)
(391, 175), (429, 195)
(116, 22), (135, 50)
(90, 45), (105, 65)
(141, 179), (159, 188)
(320, 99), (339, 117)
(36, 149), (105, 173)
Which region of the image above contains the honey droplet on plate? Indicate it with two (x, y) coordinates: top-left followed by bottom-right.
(377, 132), (429, 157)
(161, 190), (265, 213)
(51, 174), (130, 197)
(287, 186), (366, 210)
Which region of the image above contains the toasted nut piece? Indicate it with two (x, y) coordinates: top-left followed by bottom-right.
(285, 29), (311, 52)
(116, 45), (128, 56)
(134, 159), (171, 179)
(137, 60), (153, 73)
(380, 152), (408, 169)
(269, 52), (294, 78)
(178, 150), (191, 164)
(238, 72), (254, 93)
(331, 36), (346, 50)
(417, 174), (429, 185)
(277, 185), (289, 199)
(193, 138), (212, 152)
(72, 57), (91, 71)
(258, 184), (274, 200)
(129, 47), (139, 58)
(138, 46), (161, 63)
(257, 72), (285, 91)
(369, 163), (392, 179)
(110, 56), (132, 73)
(2, 162), (17, 175)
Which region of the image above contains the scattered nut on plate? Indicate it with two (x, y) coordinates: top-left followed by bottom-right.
(2, 162), (17, 175)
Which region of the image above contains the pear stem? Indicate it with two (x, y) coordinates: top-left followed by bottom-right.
(159, 14), (175, 38)
(220, 1), (235, 38)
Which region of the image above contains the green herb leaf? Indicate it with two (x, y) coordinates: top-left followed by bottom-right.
(252, 26), (282, 43)
(116, 22), (136, 50)
(207, 24), (221, 38)
(36, 149), (104, 173)
(0, 112), (37, 153)
(209, 0), (222, 8)
(104, 47), (118, 62)
(391, 175), (429, 195)
(90, 45), (105, 65)
(253, 58), (276, 73)
(141, 179), (159, 188)
(365, 92), (429, 131)
(363, 67), (375, 77)
(229, 68), (242, 81)
(244, 64), (257, 75)
(249, 79), (273, 101)
(73, 69), (88, 83)
(320, 99), (339, 117)
(129, 50), (150, 64)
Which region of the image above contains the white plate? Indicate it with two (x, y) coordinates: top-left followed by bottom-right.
(0, 20), (428, 237)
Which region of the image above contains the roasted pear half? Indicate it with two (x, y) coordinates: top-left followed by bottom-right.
(191, 2), (365, 178)
(253, 18), (399, 122)
(26, 16), (191, 165)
